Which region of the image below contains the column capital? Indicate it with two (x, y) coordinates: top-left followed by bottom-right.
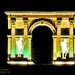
(23, 18), (28, 25)
(57, 17), (62, 25)
(11, 18), (16, 25)
(69, 18), (74, 25)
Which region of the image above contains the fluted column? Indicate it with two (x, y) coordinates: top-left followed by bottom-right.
(69, 23), (74, 58)
(28, 36), (32, 60)
(53, 36), (57, 60)
(56, 18), (62, 59)
(23, 18), (28, 58)
(56, 25), (61, 58)
(11, 18), (16, 58)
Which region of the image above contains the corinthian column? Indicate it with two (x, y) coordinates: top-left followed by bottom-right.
(11, 18), (16, 58)
(23, 18), (28, 58)
(69, 18), (74, 58)
(56, 18), (61, 59)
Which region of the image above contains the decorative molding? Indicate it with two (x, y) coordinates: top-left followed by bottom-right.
(69, 18), (74, 25)
(11, 18), (16, 25)
(23, 18), (28, 25)
(57, 18), (62, 25)
(29, 21), (56, 35)
(5, 11), (75, 16)
(41, 20), (44, 24)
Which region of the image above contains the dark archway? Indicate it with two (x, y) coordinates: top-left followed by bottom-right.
(31, 26), (53, 65)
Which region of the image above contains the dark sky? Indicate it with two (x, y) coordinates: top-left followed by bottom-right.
(0, 0), (75, 11)
(0, 0), (75, 74)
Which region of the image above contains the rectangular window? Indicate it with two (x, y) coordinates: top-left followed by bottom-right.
(61, 28), (69, 35)
(74, 28), (75, 35)
(15, 29), (24, 35)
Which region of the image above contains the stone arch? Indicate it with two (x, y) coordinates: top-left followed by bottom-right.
(29, 20), (56, 35)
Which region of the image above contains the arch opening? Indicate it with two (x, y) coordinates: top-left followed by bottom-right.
(31, 25), (53, 65)
(29, 20), (56, 35)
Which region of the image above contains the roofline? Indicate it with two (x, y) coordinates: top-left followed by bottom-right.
(5, 11), (75, 16)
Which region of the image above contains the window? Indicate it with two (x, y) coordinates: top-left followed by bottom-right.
(61, 28), (69, 35)
(15, 29), (24, 35)
(74, 28), (75, 35)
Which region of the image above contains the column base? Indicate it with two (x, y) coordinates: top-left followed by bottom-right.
(16, 54), (23, 58)
(61, 53), (68, 59)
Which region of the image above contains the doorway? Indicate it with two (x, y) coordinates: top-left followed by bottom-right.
(31, 26), (53, 65)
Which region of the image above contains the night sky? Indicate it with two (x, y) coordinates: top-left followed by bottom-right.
(0, 0), (74, 74)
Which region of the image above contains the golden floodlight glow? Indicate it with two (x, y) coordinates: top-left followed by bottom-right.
(66, 62), (74, 65)
(7, 61), (34, 65)
(54, 61), (64, 65)
(5, 11), (75, 65)
(27, 62), (35, 65)
(53, 61), (75, 65)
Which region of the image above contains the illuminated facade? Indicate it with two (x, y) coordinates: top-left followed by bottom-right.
(5, 11), (75, 65)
